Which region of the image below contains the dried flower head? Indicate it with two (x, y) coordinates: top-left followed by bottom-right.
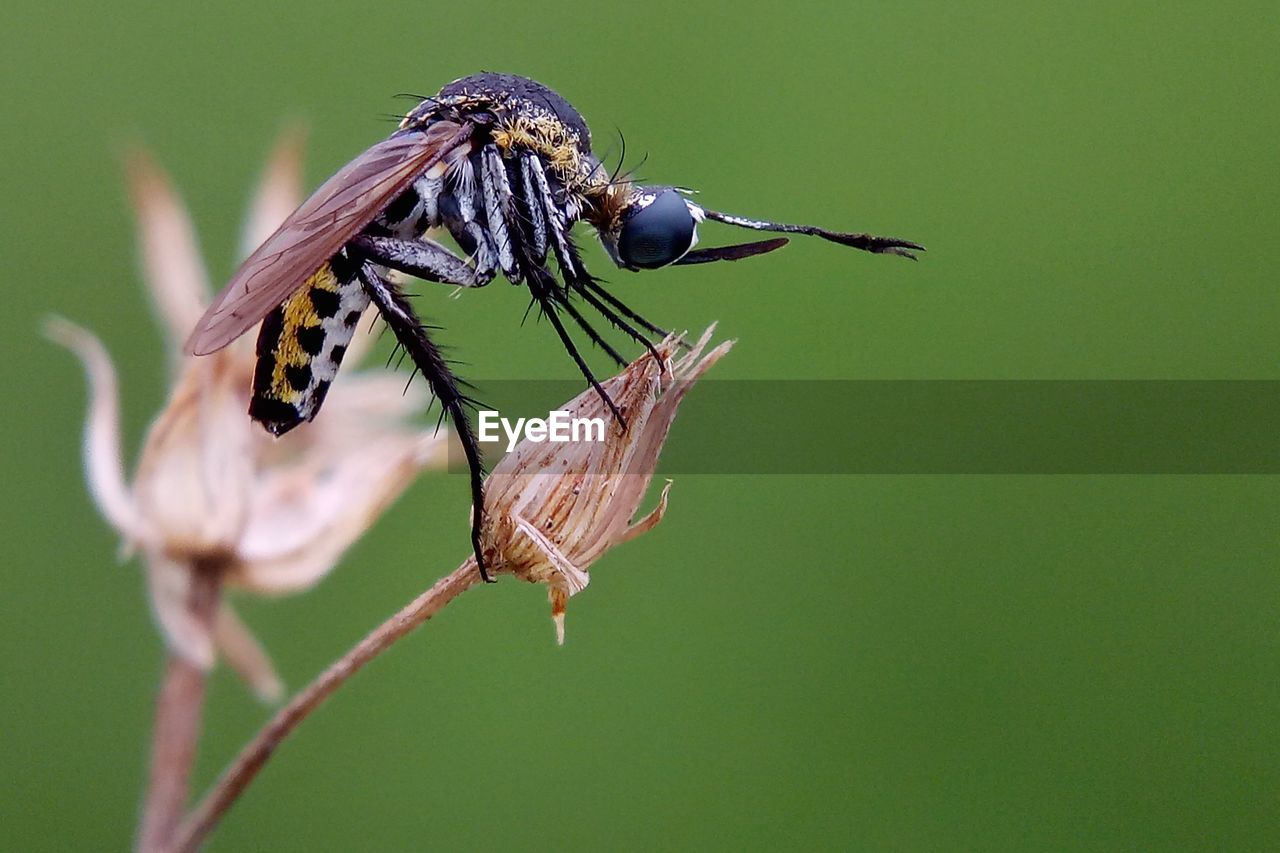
(48, 134), (447, 701)
(480, 325), (733, 643)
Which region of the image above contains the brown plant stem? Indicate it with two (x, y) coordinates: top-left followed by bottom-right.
(170, 558), (485, 852)
(137, 559), (223, 853)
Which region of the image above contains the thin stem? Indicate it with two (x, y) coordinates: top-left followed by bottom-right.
(137, 559), (223, 853)
(170, 558), (485, 852)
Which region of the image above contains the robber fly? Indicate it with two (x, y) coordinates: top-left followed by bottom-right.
(186, 72), (923, 582)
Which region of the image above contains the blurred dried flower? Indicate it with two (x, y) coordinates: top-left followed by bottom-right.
(481, 325), (733, 643)
(47, 134), (446, 701)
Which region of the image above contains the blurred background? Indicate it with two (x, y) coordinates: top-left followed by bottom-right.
(2, 1), (1277, 849)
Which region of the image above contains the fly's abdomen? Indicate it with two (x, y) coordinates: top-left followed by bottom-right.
(249, 259), (369, 435)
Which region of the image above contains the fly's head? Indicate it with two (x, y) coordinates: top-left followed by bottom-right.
(594, 185), (799, 272)
(593, 185), (926, 271)
(599, 186), (704, 271)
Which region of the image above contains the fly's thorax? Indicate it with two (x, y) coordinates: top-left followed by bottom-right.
(402, 73), (600, 199)
(403, 74), (591, 158)
(490, 113), (589, 186)
(436, 73), (591, 140)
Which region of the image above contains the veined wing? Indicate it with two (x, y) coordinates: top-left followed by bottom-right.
(185, 120), (473, 355)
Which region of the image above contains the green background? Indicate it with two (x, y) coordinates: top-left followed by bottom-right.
(2, 1), (1277, 850)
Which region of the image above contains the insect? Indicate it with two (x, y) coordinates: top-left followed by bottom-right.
(187, 72), (924, 582)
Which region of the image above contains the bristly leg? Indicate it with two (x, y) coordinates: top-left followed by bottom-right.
(558, 241), (668, 365)
(357, 263), (492, 583)
(550, 288), (628, 368)
(526, 265), (626, 427)
(524, 154), (581, 278)
(563, 283), (657, 365)
(503, 164), (628, 427)
(520, 155), (671, 366)
(516, 156), (550, 263)
(575, 274), (693, 357)
(349, 234), (484, 287)
(478, 144), (519, 281)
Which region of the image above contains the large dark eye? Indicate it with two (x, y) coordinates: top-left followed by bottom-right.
(617, 189), (695, 269)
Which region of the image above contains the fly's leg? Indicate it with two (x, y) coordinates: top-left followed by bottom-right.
(577, 276), (675, 344)
(558, 241), (667, 367)
(348, 234), (487, 287)
(500, 161), (627, 426)
(522, 154), (579, 278)
(439, 155), (500, 282)
(356, 262), (492, 583)
(516, 155), (549, 264)
(350, 230), (628, 402)
(524, 264), (626, 427)
(522, 154), (667, 366)
(478, 144), (520, 282)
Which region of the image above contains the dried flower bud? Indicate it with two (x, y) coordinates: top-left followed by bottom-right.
(480, 325), (733, 643)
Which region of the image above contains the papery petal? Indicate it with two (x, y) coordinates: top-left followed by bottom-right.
(133, 353), (255, 553)
(196, 355), (258, 529)
(144, 550), (215, 669)
(603, 327), (732, 547)
(619, 479), (672, 545)
(214, 602), (284, 703)
(125, 147), (210, 360)
(234, 430), (446, 593)
(239, 126), (306, 259)
(513, 514), (590, 594)
(44, 318), (147, 544)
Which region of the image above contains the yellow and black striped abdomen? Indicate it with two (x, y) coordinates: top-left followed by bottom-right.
(249, 259), (369, 435)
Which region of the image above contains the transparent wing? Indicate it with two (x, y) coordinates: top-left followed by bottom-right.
(185, 120), (472, 355)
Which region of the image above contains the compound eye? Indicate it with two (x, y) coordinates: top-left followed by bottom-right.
(617, 189), (696, 269)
